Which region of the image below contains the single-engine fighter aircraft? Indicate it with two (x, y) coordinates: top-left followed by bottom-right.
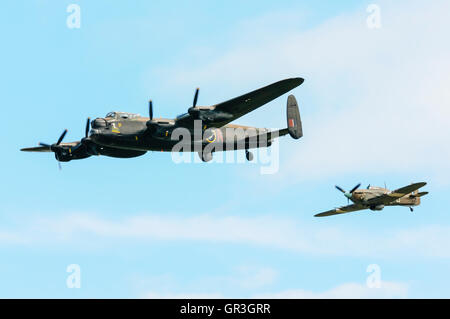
(315, 182), (428, 217)
(21, 78), (304, 165)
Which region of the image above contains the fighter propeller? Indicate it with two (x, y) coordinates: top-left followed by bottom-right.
(335, 183), (361, 203)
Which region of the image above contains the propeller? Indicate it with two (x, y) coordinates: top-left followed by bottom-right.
(193, 88), (199, 108)
(335, 183), (361, 203)
(187, 88), (202, 122)
(39, 129), (67, 150)
(149, 100), (153, 120)
(72, 117), (91, 147)
(39, 129), (68, 169)
(69, 117), (95, 155)
(349, 183), (361, 194)
(79, 117), (98, 155)
(146, 100), (159, 134)
(85, 117), (90, 138)
(335, 185), (346, 194)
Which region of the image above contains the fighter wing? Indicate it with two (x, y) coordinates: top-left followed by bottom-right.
(175, 78), (304, 128)
(314, 204), (366, 217)
(365, 182), (427, 205)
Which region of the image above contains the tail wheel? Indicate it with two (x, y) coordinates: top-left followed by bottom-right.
(245, 150), (254, 162)
(199, 151), (213, 162)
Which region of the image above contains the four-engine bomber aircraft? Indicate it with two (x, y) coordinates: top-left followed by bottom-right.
(315, 182), (428, 217)
(21, 78), (304, 164)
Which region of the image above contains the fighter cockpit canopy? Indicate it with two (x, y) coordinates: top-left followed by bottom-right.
(368, 186), (385, 190)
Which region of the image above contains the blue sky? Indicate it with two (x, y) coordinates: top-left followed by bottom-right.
(0, 0), (449, 298)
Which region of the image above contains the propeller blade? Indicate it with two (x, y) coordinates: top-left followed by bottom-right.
(193, 88), (199, 108)
(335, 185), (346, 193)
(85, 118), (90, 138)
(350, 183), (361, 194)
(149, 100), (153, 120)
(56, 129), (68, 145)
(39, 142), (51, 148)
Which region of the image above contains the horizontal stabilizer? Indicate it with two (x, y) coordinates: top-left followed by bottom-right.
(416, 191), (429, 197)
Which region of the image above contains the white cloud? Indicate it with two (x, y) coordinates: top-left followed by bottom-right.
(255, 281), (409, 299)
(2, 213), (450, 259)
(0, 231), (28, 245)
(235, 266), (278, 290)
(138, 265), (277, 299)
(156, 0), (450, 183)
(141, 280), (408, 299)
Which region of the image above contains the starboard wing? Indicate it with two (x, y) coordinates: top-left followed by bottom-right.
(175, 78), (304, 129)
(365, 182), (427, 205)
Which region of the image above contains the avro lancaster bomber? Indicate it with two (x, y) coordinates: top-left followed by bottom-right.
(21, 78), (304, 164)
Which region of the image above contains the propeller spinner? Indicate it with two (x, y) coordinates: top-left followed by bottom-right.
(335, 183), (361, 203)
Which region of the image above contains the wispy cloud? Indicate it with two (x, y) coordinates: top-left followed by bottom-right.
(141, 279), (408, 299)
(2, 213), (450, 259)
(156, 0), (450, 183)
(254, 281), (409, 299)
(140, 265), (278, 299)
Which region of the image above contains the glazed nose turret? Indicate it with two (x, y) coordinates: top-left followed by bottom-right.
(92, 118), (107, 129)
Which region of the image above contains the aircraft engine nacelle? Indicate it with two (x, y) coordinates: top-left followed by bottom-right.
(369, 205), (385, 211)
(53, 148), (72, 162)
(188, 107), (232, 123)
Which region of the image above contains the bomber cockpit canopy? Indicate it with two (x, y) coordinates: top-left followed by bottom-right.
(105, 112), (141, 119)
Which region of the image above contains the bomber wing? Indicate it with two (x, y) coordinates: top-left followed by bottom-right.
(21, 142), (80, 152)
(175, 78), (304, 129)
(314, 204), (366, 217)
(365, 182), (427, 206)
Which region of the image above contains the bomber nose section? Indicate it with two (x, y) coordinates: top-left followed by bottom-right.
(88, 129), (103, 145)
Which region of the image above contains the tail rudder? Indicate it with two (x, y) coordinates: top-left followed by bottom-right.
(410, 190), (428, 205)
(286, 95), (303, 139)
